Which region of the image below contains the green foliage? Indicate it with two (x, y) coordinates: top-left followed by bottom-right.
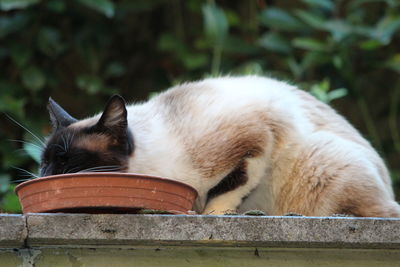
(310, 79), (348, 104)
(0, 175), (21, 213)
(76, 0), (115, 18)
(0, 0), (400, 213)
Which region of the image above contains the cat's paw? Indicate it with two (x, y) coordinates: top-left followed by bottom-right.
(330, 213), (354, 217)
(283, 212), (304, 216)
(243, 210), (267, 216)
(223, 209), (239, 215)
(202, 208), (238, 215)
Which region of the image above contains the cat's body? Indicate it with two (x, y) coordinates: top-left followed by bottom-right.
(42, 76), (400, 217)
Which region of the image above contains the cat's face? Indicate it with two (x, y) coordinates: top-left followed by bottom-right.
(40, 95), (133, 177)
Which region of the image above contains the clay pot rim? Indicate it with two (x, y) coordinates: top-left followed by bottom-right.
(15, 172), (198, 196)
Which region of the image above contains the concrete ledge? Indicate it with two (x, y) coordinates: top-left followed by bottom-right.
(0, 214), (399, 249)
(2, 214), (399, 266)
(0, 215), (26, 248)
(22, 214), (400, 249)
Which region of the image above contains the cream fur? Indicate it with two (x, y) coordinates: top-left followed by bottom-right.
(104, 76), (398, 216)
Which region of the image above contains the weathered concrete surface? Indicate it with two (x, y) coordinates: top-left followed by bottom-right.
(0, 250), (23, 266)
(25, 214), (400, 248)
(31, 247), (400, 267)
(0, 214), (26, 248)
(1, 214), (400, 266)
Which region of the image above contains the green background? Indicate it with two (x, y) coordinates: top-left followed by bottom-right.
(1, 0), (399, 212)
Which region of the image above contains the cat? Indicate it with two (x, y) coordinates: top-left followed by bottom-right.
(41, 76), (400, 217)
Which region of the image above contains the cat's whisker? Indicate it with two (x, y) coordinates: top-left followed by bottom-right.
(51, 143), (66, 151)
(8, 139), (44, 150)
(11, 178), (36, 183)
(77, 165), (122, 173)
(5, 114), (46, 147)
(11, 166), (39, 179)
(80, 165), (121, 171)
(80, 168), (122, 173)
(66, 166), (83, 174)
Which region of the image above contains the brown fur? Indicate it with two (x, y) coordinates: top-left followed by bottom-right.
(187, 114), (267, 178)
(272, 137), (396, 217)
(75, 134), (111, 152)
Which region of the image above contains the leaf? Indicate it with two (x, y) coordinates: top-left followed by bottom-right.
(225, 9), (240, 27)
(75, 0), (115, 18)
(76, 74), (103, 94)
(21, 66), (46, 91)
(385, 54), (400, 73)
(319, 79), (330, 92)
(105, 62), (126, 78)
(202, 2), (228, 46)
(324, 20), (354, 41)
(23, 142), (41, 164)
(294, 9), (326, 30)
(327, 88), (348, 102)
(46, 0), (65, 13)
(296, 10), (355, 42)
(309, 80), (347, 103)
(349, 0), (399, 10)
(258, 32), (292, 54)
(260, 8), (305, 31)
(235, 62), (264, 75)
(310, 86), (328, 103)
(359, 40), (383, 50)
(0, 14), (30, 38)
(302, 0), (334, 11)
(286, 58), (303, 79)
(372, 15), (400, 44)
(0, 0), (40, 11)
(292, 38), (328, 51)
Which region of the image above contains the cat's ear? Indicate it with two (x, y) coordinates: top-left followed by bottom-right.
(96, 95), (128, 135)
(47, 97), (77, 130)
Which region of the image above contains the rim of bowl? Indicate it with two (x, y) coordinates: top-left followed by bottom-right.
(14, 172), (198, 196)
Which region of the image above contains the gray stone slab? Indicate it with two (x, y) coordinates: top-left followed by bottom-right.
(31, 247), (400, 267)
(26, 214), (400, 248)
(0, 214), (26, 248)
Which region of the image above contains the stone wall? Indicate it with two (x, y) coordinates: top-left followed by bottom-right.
(1, 214), (399, 266)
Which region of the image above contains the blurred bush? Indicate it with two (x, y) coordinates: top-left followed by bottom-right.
(0, 0), (399, 212)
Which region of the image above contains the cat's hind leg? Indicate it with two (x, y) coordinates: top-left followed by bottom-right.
(202, 156), (268, 215)
(334, 182), (400, 217)
(273, 132), (400, 217)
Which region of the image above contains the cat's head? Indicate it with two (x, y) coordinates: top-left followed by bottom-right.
(40, 95), (133, 177)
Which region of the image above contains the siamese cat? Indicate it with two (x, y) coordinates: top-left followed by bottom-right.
(41, 76), (400, 217)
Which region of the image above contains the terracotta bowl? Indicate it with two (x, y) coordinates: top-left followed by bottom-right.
(15, 173), (198, 214)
